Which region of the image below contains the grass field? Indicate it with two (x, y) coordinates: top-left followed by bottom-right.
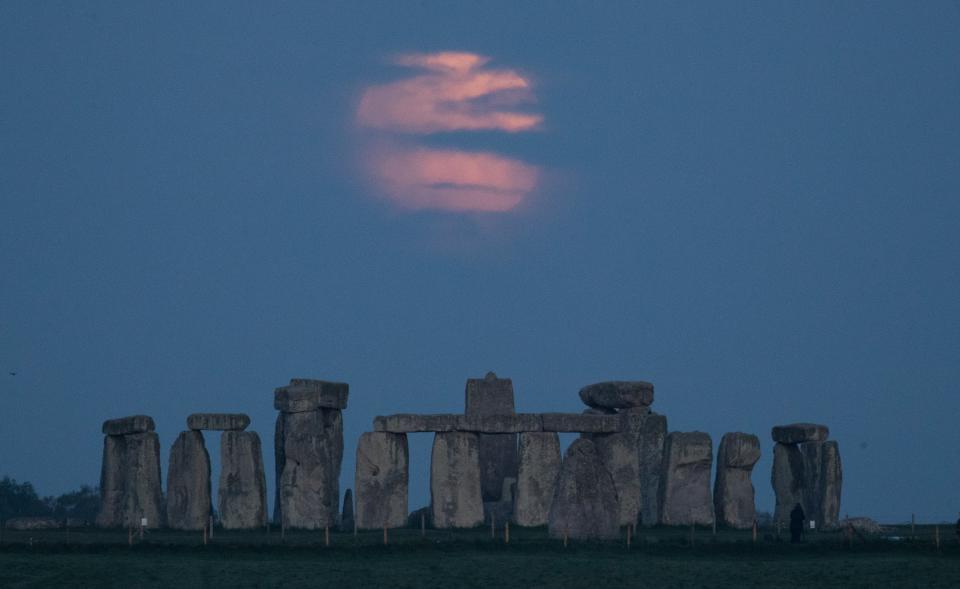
(1, 525), (958, 588)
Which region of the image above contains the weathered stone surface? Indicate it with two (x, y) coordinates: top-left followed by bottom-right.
(478, 434), (518, 502)
(464, 371), (515, 416)
(713, 432), (760, 529)
(541, 413), (621, 433)
(548, 439), (619, 540)
(820, 441), (842, 529)
(484, 477), (517, 524)
(5, 517), (60, 530)
(658, 431), (714, 526)
(637, 412), (667, 527)
(373, 414), (460, 433)
(187, 413), (250, 431)
(771, 442), (804, 524)
(430, 432), (484, 529)
(771, 423), (829, 445)
(165, 430), (211, 530)
(458, 414), (543, 433)
(218, 431), (267, 529)
(101, 415), (155, 436)
(589, 432), (642, 527)
(799, 440), (842, 530)
(355, 431), (409, 529)
(275, 408), (343, 529)
(274, 379), (349, 412)
(464, 373), (519, 502)
(96, 432), (163, 529)
(340, 489), (354, 532)
(578, 381), (654, 410)
(583, 407), (618, 416)
(513, 432), (561, 527)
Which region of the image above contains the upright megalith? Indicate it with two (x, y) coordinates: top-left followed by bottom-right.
(588, 431), (641, 527)
(465, 372), (519, 502)
(96, 416), (163, 529)
(355, 431), (409, 529)
(218, 431), (267, 529)
(771, 423), (842, 529)
(166, 431), (211, 530)
(637, 412), (667, 526)
(547, 438), (619, 540)
(430, 432), (484, 529)
(274, 379), (347, 529)
(713, 432), (760, 529)
(513, 432), (561, 527)
(658, 431), (714, 526)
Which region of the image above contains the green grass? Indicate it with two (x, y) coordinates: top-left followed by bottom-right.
(1, 526), (958, 588)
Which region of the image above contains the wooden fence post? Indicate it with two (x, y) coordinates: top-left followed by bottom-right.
(420, 512), (425, 538)
(505, 522), (510, 544)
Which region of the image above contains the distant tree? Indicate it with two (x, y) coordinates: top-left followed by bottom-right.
(48, 485), (100, 522)
(0, 476), (50, 521)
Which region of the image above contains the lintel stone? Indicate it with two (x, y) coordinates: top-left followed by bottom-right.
(102, 415), (155, 436)
(187, 413), (250, 431)
(274, 379), (349, 412)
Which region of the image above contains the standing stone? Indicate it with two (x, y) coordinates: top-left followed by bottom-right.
(638, 412), (667, 527)
(340, 489), (354, 532)
(275, 408), (343, 529)
(589, 432), (642, 527)
(355, 431), (409, 529)
(165, 431), (211, 530)
(513, 432), (561, 526)
(771, 442), (804, 524)
(798, 440), (843, 530)
(819, 441), (842, 529)
(430, 432), (484, 529)
(96, 431), (163, 529)
(547, 439), (619, 540)
(218, 431), (267, 529)
(713, 432), (760, 529)
(658, 431), (714, 526)
(465, 372), (518, 502)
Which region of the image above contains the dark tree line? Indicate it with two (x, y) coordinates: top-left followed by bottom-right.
(0, 476), (99, 523)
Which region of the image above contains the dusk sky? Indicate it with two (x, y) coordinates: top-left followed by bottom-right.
(2, 2), (959, 523)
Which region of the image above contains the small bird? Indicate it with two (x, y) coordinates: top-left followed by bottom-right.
(8, 372), (15, 376)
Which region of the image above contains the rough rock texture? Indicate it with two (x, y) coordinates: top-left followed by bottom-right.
(96, 432), (163, 529)
(658, 431), (714, 526)
(513, 432), (561, 527)
(464, 372), (518, 502)
(484, 477), (517, 524)
(102, 415), (155, 436)
(589, 432), (642, 527)
(373, 414), (460, 432)
(579, 381), (654, 410)
(355, 432), (409, 529)
(771, 423), (829, 445)
(274, 379), (349, 412)
(187, 413), (250, 431)
(5, 517), (60, 530)
(218, 431), (267, 529)
(799, 440), (842, 529)
(430, 432), (484, 529)
(165, 431), (211, 530)
(340, 489), (354, 532)
(540, 413), (620, 433)
(771, 442), (805, 524)
(547, 439), (619, 540)
(713, 432), (760, 529)
(638, 413), (667, 527)
(275, 408), (343, 529)
(458, 414), (543, 433)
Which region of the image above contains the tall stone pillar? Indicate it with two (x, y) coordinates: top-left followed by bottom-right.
(547, 438), (619, 540)
(218, 430), (268, 529)
(166, 430), (211, 530)
(513, 432), (561, 526)
(658, 431), (714, 526)
(430, 432), (484, 529)
(355, 431), (409, 529)
(465, 372), (518, 502)
(96, 416), (163, 529)
(713, 432), (760, 529)
(771, 423), (841, 529)
(274, 379), (348, 529)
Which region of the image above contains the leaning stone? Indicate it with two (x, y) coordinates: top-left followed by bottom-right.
(275, 408), (343, 529)
(637, 412), (667, 526)
(658, 431), (714, 526)
(101, 415), (155, 436)
(340, 489), (354, 532)
(579, 381), (654, 410)
(274, 379), (349, 412)
(187, 413), (250, 431)
(771, 423), (829, 444)
(165, 430), (211, 531)
(96, 431), (163, 529)
(513, 432), (561, 527)
(541, 413), (621, 433)
(430, 432), (484, 529)
(588, 431), (642, 527)
(771, 442), (805, 524)
(547, 439), (619, 540)
(5, 517), (60, 530)
(218, 431), (268, 530)
(355, 432), (409, 529)
(713, 432), (761, 529)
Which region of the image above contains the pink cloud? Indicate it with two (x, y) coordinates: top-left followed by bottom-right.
(355, 51), (543, 213)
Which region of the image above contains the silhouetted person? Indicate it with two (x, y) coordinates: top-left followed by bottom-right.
(790, 503), (805, 543)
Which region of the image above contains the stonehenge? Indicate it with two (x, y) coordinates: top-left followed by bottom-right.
(430, 432), (485, 529)
(547, 438), (619, 540)
(96, 416), (163, 529)
(713, 432), (761, 529)
(658, 431), (714, 526)
(355, 431), (409, 529)
(513, 432), (561, 526)
(465, 372), (519, 502)
(771, 423), (842, 529)
(218, 430), (267, 529)
(166, 430), (211, 530)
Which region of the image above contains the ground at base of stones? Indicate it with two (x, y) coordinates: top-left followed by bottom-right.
(1, 525), (958, 588)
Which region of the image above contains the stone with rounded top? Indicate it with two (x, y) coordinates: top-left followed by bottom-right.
(547, 438), (619, 540)
(218, 430), (268, 529)
(771, 423), (829, 445)
(165, 430), (211, 530)
(355, 431), (409, 529)
(579, 381), (654, 410)
(187, 413), (250, 431)
(102, 415), (155, 436)
(274, 379), (349, 412)
(713, 432), (760, 529)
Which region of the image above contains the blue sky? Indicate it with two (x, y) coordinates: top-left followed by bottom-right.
(2, 1), (959, 522)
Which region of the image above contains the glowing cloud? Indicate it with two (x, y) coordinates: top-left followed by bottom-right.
(355, 52), (543, 213)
